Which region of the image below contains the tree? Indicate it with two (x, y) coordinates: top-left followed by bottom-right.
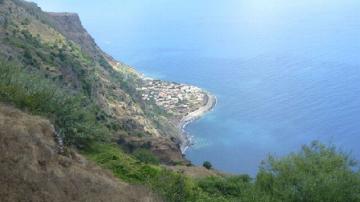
(133, 149), (159, 165)
(256, 141), (360, 202)
(203, 161), (212, 170)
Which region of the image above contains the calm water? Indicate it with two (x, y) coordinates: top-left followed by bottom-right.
(36, 0), (360, 175)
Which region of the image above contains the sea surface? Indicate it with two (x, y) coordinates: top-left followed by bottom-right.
(36, 0), (360, 175)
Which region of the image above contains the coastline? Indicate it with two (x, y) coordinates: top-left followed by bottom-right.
(178, 91), (217, 153)
(138, 74), (216, 154)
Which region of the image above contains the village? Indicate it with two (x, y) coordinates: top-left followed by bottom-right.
(137, 78), (207, 116)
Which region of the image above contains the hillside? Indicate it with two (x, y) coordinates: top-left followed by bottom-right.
(0, 0), (185, 164)
(1, 0), (360, 201)
(0, 104), (159, 202)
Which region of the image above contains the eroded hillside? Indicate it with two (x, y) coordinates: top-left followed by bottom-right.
(0, 104), (160, 202)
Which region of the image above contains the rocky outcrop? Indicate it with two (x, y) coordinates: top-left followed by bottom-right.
(118, 135), (187, 165)
(0, 104), (160, 202)
(47, 12), (104, 60)
(46, 11), (118, 64)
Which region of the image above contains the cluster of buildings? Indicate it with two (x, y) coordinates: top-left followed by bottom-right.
(137, 79), (205, 114)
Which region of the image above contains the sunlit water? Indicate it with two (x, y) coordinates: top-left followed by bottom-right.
(35, 0), (360, 175)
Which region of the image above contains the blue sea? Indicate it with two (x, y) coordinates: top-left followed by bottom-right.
(36, 0), (360, 175)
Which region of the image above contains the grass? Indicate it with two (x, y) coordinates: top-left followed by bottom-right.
(83, 142), (360, 202)
(1, 2), (360, 201)
(133, 148), (160, 165)
(82, 143), (225, 202)
(0, 60), (109, 146)
(2, 58), (359, 201)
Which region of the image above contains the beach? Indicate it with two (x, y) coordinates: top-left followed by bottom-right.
(179, 92), (217, 153)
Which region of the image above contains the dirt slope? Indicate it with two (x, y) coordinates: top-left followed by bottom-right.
(0, 104), (161, 202)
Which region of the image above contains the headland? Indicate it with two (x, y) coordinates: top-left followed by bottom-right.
(137, 77), (217, 152)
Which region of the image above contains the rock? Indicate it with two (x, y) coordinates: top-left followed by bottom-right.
(118, 135), (188, 165)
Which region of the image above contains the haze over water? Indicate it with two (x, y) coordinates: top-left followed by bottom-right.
(34, 0), (360, 174)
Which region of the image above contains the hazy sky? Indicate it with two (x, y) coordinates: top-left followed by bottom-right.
(29, 0), (360, 61)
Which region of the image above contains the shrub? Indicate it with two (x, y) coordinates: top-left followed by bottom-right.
(0, 60), (109, 146)
(197, 176), (257, 200)
(203, 161), (212, 170)
(21, 18), (31, 25)
(256, 141), (360, 202)
(133, 149), (160, 165)
(83, 143), (224, 202)
(83, 144), (160, 183)
(84, 140), (360, 202)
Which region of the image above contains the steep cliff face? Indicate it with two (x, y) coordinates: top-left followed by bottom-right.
(47, 12), (104, 61)
(0, 104), (160, 202)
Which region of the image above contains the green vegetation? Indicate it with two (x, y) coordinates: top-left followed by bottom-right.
(2, 0), (179, 143)
(133, 148), (160, 165)
(0, 60), (109, 146)
(1, 1), (360, 201)
(4, 27), (97, 96)
(1, 60), (359, 201)
(256, 141), (360, 201)
(83, 143), (219, 202)
(84, 142), (360, 202)
(197, 175), (258, 202)
(203, 161), (212, 170)
(197, 141), (360, 202)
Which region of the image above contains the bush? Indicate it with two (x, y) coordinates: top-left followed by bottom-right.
(196, 175), (265, 202)
(83, 143), (224, 202)
(83, 144), (160, 183)
(21, 18), (31, 26)
(0, 60), (109, 147)
(84, 141), (360, 202)
(256, 141), (360, 202)
(133, 149), (160, 165)
(203, 161), (212, 170)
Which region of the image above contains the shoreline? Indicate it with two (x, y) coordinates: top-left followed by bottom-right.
(138, 74), (217, 154)
(178, 91), (217, 153)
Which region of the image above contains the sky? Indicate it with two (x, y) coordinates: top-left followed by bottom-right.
(29, 0), (360, 62)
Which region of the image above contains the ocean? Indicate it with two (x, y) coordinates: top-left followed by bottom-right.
(35, 0), (360, 175)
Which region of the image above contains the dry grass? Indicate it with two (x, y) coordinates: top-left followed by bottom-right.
(165, 165), (226, 179)
(0, 104), (161, 202)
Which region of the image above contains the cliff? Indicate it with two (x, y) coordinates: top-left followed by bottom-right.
(0, 0), (185, 164)
(46, 12), (111, 62)
(3, 1), (357, 202)
(0, 0), (218, 200)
